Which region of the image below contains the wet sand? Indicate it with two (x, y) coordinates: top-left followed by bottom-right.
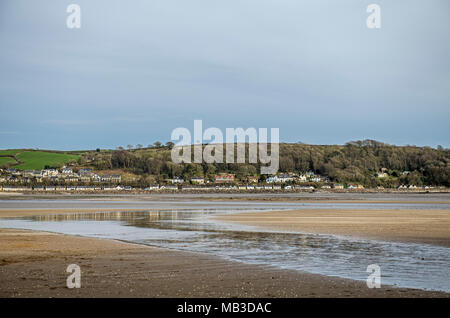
(1, 194), (449, 297)
(1, 229), (448, 298)
(215, 209), (450, 247)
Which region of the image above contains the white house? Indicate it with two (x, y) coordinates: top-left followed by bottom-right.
(191, 177), (205, 185)
(42, 169), (59, 177)
(310, 176), (323, 182)
(298, 175), (307, 182)
(169, 177), (184, 184)
(61, 168), (73, 175)
(266, 174), (294, 183)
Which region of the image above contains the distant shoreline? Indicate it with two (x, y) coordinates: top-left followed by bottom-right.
(1, 187), (449, 195)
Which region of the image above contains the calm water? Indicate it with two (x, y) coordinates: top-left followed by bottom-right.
(1, 198), (449, 293)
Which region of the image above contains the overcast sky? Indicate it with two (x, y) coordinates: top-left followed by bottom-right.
(0, 0), (449, 150)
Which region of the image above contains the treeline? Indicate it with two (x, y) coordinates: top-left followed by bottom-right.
(86, 140), (449, 187)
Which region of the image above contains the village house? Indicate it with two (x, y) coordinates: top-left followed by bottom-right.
(7, 176), (19, 183)
(145, 185), (160, 190)
(5, 169), (21, 176)
(80, 175), (91, 183)
(79, 168), (92, 176)
(111, 174), (121, 183)
(42, 169), (59, 177)
(91, 174), (101, 182)
(310, 176), (324, 182)
(61, 168), (73, 175)
(297, 174), (307, 182)
(191, 177), (205, 185)
(23, 170), (34, 177)
(169, 177), (184, 184)
(266, 174), (293, 184)
(98, 174), (122, 183)
(333, 184), (344, 189)
(377, 171), (388, 178)
(32, 170), (43, 178)
(265, 176), (276, 183)
(377, 167), (389, 178)
(280, 174), (294, 182)
(101, 175), (112, 183)
(21, 177), (31, 183)
(65, 176), (79, 183)
(214, 174), (235, 183)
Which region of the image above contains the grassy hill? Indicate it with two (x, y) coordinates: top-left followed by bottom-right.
(0, 157), (16, 166)
(0, 150), (79, 170)
(0, 150), (21, 156)
(74, 140), (449, 187)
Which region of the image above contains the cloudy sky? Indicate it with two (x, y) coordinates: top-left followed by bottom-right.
(0, 0), (449, 149)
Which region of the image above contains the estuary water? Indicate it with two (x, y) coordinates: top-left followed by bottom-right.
(0, 197), (449, 293)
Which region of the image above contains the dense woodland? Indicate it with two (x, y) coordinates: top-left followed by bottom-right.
(79, 140), (450, 187)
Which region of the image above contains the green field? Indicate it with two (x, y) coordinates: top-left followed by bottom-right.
(0, 149), (20, 156)
(14, 151), (80, 170)
(0, 157), (16, 167)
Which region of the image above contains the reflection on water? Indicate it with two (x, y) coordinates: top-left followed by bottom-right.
(1, 206), (450, 293)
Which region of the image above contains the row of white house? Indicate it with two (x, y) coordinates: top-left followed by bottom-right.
(1, 168), (121, 184)
(168, 173), (330, 185)
(1, 185), (131, 192)
(265, 173), (329, 184)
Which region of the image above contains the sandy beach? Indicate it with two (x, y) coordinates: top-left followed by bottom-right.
(1, 228), (448, 298)
(1, 194), (449, 297)
(215, 209), (450, 247)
